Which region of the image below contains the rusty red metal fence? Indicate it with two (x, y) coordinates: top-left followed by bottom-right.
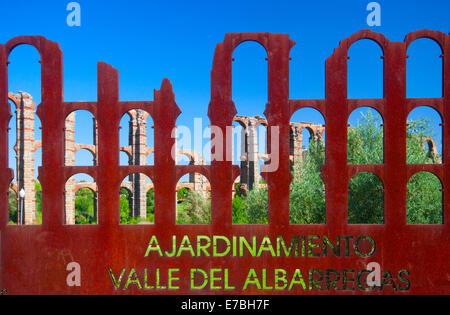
(0, 30), (449, 294)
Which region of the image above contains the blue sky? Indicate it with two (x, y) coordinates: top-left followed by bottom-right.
(2, 0), (448, 181)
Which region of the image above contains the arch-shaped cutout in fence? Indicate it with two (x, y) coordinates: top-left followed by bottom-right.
(176, 172), (211, 225)
(406, 106), (442, 164)
(120, 172), (154, 225)
(7, 44), (42, 226)
(232, 41), (268, 117)
(65, 174), (98, 225)
(347, 39), (384, 99)
(119, 109), (154, 166)
(348, 172), (384, 224)
(7, 44), (42, 104)
(290, 171), (326, 225)
(407, 171), (443, 224)
(289, 107), (326, 224)
(348, 107), (384, 165)
(407, 38), (443, 98)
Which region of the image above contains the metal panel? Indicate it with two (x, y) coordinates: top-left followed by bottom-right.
(0, 30), (448, 294)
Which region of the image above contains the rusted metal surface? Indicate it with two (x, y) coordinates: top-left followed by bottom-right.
(0, 30), (449, 294)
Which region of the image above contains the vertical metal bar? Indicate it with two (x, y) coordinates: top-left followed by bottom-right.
(266, 33), (293, 228)
(0, 45), (8, 291)
(97, 62), (119, 227)
(444, 34), (449, 228)
(153, 79), (180, 228)
(208, 37), (235, 229)
(325, 44), (348, 231)
(39, 39), (64, 230)
(384, 42), (407, 229)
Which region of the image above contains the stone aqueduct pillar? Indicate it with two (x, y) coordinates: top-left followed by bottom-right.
(236, 116), (261, 190)
(13, 92), (37, 224)
(64, 112), (76, 224)
(188, 152), (208, 198)
(128, 109), (148, 219)
(247, 117), (260, 189)
(290, 124), (303, 167)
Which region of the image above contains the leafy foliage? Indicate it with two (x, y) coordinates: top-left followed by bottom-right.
(146, 189), (155, 223)
(289, 138), (326, 224)
(242, 187), (269, 224)
(8, 187), (17, 224)
(35, 181), (42, 224)
(348, 172), (384, 224)
(177, 187), (190, 200)
(75, 188), (96, 224)
(348, 110), (384, 164)
(119, 187), (155, 224)
(177, 190), (211, 224)
(407, 172), (442, 224)
(232, 194), (247, 224)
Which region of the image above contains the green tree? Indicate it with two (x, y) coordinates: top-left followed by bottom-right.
(75, 188), (96, 224)
(232, 194), (247, 224)
(407, 172), (442, 224)
(348, 110), (383, 164)
(35, 181), (42, 224)
(177, 187), (190, 201)
(146, 188), (155, 223)
(177, 190), (211, 224)
(243, 187), (269, 224)
(8, 187), (17, 224)
(348, 172), (384, 224)
(289, 138), (326, 224)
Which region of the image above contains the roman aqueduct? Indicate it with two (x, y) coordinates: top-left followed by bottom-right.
(9, 91), (331, 224)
